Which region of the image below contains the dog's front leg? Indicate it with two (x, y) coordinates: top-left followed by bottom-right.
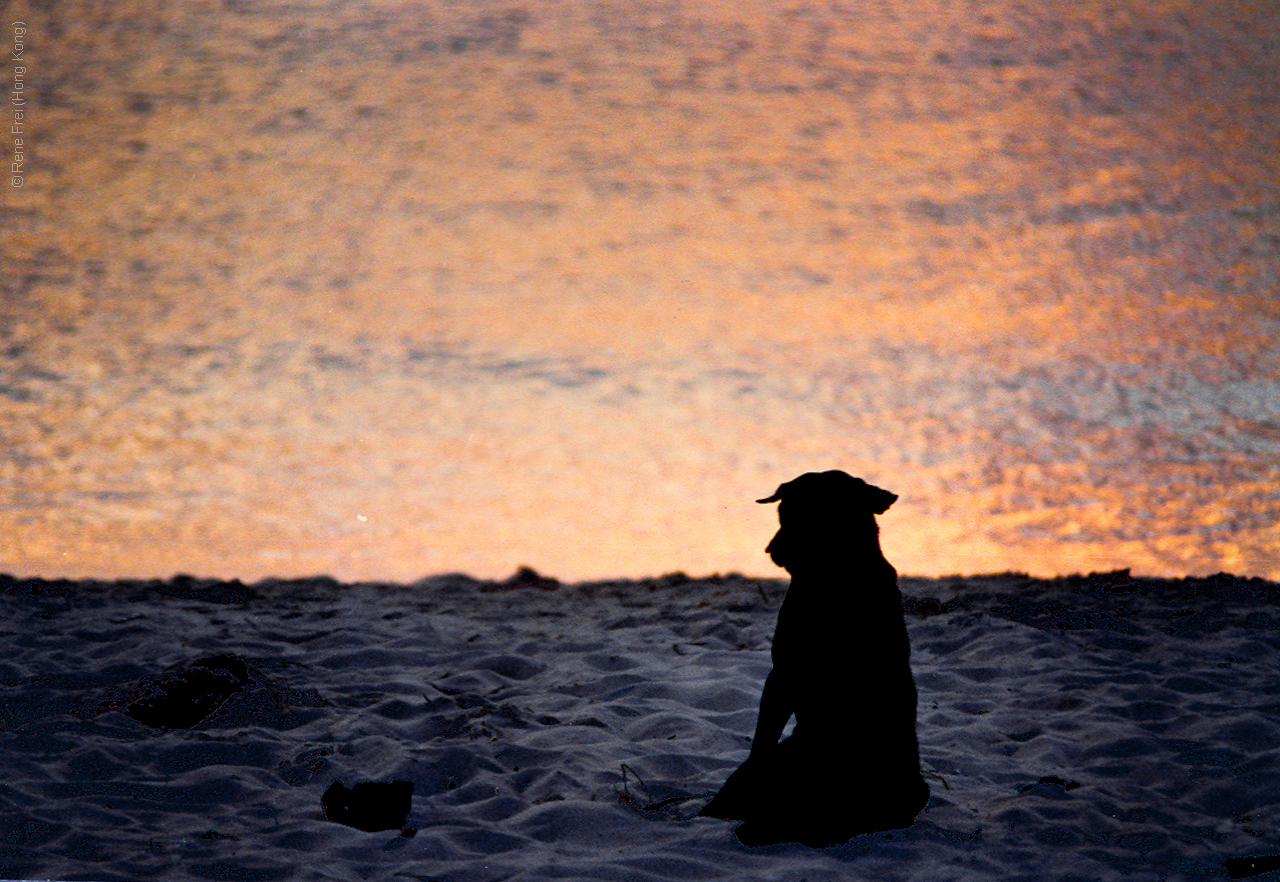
(749, 668), (794, 757)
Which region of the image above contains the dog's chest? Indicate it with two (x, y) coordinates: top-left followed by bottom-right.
(771, 581), (903, 668)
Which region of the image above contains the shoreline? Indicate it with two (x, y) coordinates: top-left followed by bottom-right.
(4, 565), (1275, 604)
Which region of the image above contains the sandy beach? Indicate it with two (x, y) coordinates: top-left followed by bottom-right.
(1, 568), (1277, 881)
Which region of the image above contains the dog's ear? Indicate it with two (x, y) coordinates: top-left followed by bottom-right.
(861, 482), (898, 514)
(756, 482), (787, 504)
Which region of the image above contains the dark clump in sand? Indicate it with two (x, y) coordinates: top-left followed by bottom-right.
(120, 655), (254, 731)
(322, 779), (415, 834)
(1225, 852), (1280, 879)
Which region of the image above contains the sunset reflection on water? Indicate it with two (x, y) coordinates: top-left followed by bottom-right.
(3, 0), (1277, 582)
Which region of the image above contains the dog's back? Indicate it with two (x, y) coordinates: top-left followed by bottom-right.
(773, 558), (918, 745)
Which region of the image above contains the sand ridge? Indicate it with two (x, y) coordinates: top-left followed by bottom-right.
(0, 570), (1277, 880)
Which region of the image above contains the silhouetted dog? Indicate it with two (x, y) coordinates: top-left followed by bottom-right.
(699, 470), (929, 847)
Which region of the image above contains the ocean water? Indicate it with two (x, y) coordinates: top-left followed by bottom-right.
(3, 0), (1278, 582)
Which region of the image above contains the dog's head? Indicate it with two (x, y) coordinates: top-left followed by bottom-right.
(758, 470), (897, 572)
(757, 470), (897, 516)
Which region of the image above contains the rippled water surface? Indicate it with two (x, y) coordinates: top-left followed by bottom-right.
(3, 0), (1278, 581)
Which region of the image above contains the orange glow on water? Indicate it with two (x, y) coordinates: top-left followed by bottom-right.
(3, 0), (1278, 582)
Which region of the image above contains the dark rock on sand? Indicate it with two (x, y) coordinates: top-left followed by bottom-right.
(1225, 853), (1280, 879)
(321, 779), (415, 833)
